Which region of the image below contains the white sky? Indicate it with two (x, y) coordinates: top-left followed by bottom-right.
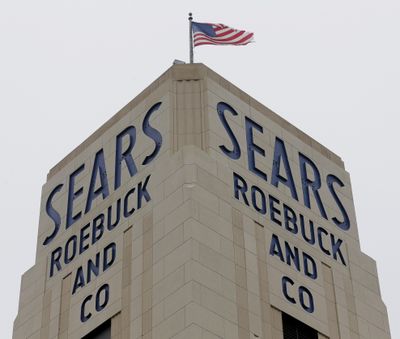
(1, 0), (399, 338)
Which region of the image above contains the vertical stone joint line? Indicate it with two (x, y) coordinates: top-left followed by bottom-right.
(121, 226), (133, 338)
(40, 289), (52, 339)
(322, 263), (341, 339)
(233, 209), (251, 339)
(58, 274), (72, 337)
(255, 223), (273, 339)
(142, 213), (154, 336)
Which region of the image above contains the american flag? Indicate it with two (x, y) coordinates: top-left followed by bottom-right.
(192, 22), (254, 47)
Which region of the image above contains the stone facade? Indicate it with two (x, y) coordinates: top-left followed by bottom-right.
(13, 63), (391, 339)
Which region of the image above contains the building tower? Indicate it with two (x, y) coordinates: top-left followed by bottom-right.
(13, 63), (391, 339)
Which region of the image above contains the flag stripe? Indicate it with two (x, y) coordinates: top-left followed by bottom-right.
(194, 30), (246, 44)
(193, 31), (254, 45)
(193, 35), (253, 46)
(192, 22), (254, 47)
(194, 34), (254, 46)
(213, 28), (235, 38)
(193, 32), (254, 45)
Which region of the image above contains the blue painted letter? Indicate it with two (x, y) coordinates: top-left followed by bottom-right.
(217, 102), (241, 160)
(245, 117), (267, 181)
(85, 149), (110, 213)
(299, 153), (327, 220)
(142, 102), (163, 165)
(66, 164), (85, 229)
(43, 184), (63, 246)
(271, 137), (298, 200)
(327, 174), (350, 230)
(115, 126), (137, 190)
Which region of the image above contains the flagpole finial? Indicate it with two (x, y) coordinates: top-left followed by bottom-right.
(189, 13), (193, 21)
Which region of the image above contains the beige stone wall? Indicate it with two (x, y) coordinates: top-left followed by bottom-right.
(13, 64), (391, 339)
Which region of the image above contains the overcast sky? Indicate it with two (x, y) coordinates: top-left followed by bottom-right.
(1, 0), (399, 338)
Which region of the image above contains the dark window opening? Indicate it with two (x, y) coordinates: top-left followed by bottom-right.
(82, 319), (111, 339)
(282, 312), (318, 339)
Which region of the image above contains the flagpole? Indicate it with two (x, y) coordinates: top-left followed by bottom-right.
(189, 13), (194, 63)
